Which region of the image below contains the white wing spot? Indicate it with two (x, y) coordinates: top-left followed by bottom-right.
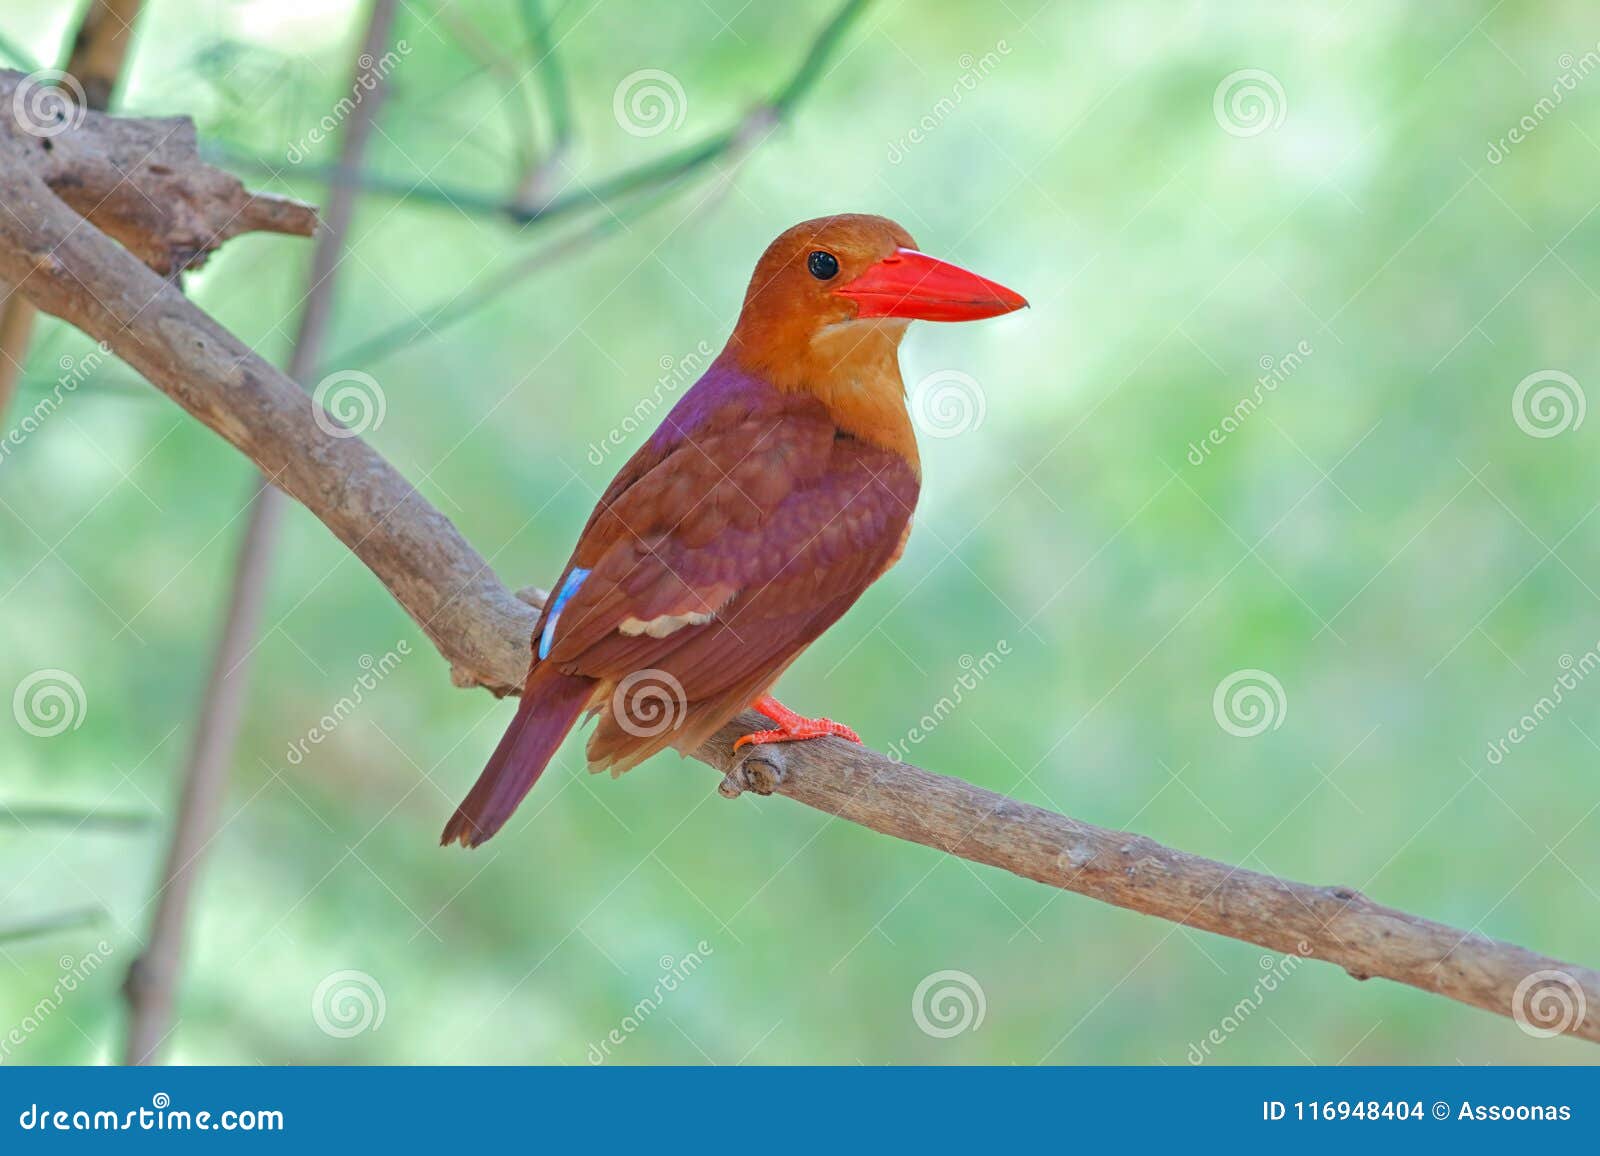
(618, 611), (715, 638)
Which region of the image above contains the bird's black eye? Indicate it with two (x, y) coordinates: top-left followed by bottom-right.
(807, 250), (839, 280)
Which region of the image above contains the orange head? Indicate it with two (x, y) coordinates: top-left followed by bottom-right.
(722, 213), (1025, 461)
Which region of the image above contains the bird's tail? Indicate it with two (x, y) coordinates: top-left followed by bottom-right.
(441, 665), (592, 848)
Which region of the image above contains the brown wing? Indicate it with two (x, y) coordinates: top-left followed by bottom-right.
(539, 382), (919, 772)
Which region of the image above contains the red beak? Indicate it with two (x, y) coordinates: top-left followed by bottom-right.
(835, 247), (1027, 322)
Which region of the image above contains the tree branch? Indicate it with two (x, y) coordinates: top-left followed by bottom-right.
(0, 906), (106, 945)
(509, 0), (574, 212)
(0, 0), (145, 424)
(215, 0), (871, 230)
(0, 69), (315, 277)
(0, 803), (153, 830)
(248, 0), (871, 371)
(1, 78), (1596, 1048)
(118, 0), (399, 1066)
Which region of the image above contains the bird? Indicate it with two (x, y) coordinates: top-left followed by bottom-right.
(442, 214), (1025, 848)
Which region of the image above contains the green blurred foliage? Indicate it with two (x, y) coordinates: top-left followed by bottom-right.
(2, 0), (1598, 1065)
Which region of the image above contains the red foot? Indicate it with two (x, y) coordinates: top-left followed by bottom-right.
(734, 694), (862, 750)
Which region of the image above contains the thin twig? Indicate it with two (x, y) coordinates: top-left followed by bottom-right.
(322, 0), (866, 371)
(0, 301), (37, 419)
(215, 0), (871, 229)
(521, 0), (573, 153)
(0, 0), (143, 426)
(211, 0), (870, 374)
(433, 3), (538, 170)
(1, 100), (1596, 1046)
(118, 0), (399, 1067)
(510, 0), (574, 212)
(0, 803), (153, 830)
(0, 906), (105, 945)
(327, 179), (680, 373)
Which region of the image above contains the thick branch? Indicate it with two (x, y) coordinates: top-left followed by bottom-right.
(0, 68), (315, 276)
(0, 124), (529, 694)
(0, 103), (1596, 1048)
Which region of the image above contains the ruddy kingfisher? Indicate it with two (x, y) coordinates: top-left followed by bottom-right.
(444, 214), (1025, 847)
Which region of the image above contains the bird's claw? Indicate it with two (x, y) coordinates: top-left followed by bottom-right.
(721, 696), (859, 798)
(733, 721), (860, 749)
(734, 701), (861, 751)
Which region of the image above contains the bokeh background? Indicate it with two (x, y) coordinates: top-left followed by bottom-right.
(3, 0), (1599, 1065)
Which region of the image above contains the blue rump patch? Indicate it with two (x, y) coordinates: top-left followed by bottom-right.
(538, 567), (591, 660)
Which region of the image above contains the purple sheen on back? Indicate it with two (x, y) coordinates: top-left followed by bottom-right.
(648, 360), (781, 453)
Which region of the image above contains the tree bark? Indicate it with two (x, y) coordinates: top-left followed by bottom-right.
(118, 0), (399, 1066)
(0, 0), (145, 420)
(0, 67), (1595, 1048)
